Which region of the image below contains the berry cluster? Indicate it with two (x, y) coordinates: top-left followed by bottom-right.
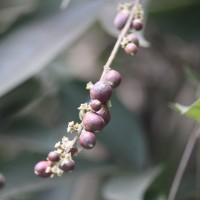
(34, 1), (143, 178)
(114, 2), (143, 55)
(34, 70), (121, 178)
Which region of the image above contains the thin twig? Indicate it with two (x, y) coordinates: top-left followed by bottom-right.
(71, 124), (84, 147)
(196, 135), (200, 199)
(167, 125), (200, 200)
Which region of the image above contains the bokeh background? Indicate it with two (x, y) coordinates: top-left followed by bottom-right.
(0, 0), (200, 199)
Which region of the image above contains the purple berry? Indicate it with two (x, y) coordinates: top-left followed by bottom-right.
(132, 18), (143, 31)
(124, 43), (138, 55)
(34, 161), (52, 178)
(60, 159), (75, 172)
(79, 131), (96, 149)
(127, 33), (139, 46)
(90, 81), (112, 104)
(48, 151), (60, 162)
(97, 106), (111, 125)
(69, 146), (78, 156)
(83, 112), (105, 132)
(89, 99), (102, 111)
(114, 11), (129, 30)
(104, 70), (122, 88)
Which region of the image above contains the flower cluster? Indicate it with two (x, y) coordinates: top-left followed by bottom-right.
(34, 1), (143, 178)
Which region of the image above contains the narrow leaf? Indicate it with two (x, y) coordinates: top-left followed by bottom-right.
(171, 99), (200, 123)
(0, 1), (101, 97)
(183, 66), (200, 86)
(102, 167), (161, 200)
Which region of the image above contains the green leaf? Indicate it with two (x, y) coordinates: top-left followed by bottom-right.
(102, 167), (161, 200)
(0, 0), (100, 97)
(149, 0), (199, 13)
(0, 78), (41, 125)
(0, 116), (55, 155)
(171, 99), (200, 123)
(99, 96), (148, 168)
(0, 0), (38, 34)
(183, 66), (200, 86)
(149, 2), (200, 42)
(0, 152), (115, 200)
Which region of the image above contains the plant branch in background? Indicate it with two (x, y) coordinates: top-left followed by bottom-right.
(167, 125), (199, 200)
(169, 98), (200, 200)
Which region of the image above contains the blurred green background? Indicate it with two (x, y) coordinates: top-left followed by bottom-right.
(0, 0), (200, 199)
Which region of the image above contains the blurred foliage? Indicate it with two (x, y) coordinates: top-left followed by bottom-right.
(0, 0), (200, 200)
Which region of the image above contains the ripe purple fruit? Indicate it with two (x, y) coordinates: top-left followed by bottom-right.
(90, 81), (112, 104)
(104, 70), (121, 88)
(83, 112), (105, 132)
(48, 151), (60, 162)
(34, 161), (52, 178)
(127, 33), (139, 46)
(132, 18), (143, 31)
(89, 99), (102, 111)
(114, 11), (129, 30)
(69, 146), (78, 156)
(97, 106), (111, 125)
(79, 131), (96, 149)
(60, 159), (75, 172)
(124, 43), (138, 55)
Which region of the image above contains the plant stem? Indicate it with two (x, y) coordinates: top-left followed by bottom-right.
(100, 0), (141, 80)
(71, 124), (84, 147)
(167, 125), (200, 200)
(196, 135), (200, 199)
